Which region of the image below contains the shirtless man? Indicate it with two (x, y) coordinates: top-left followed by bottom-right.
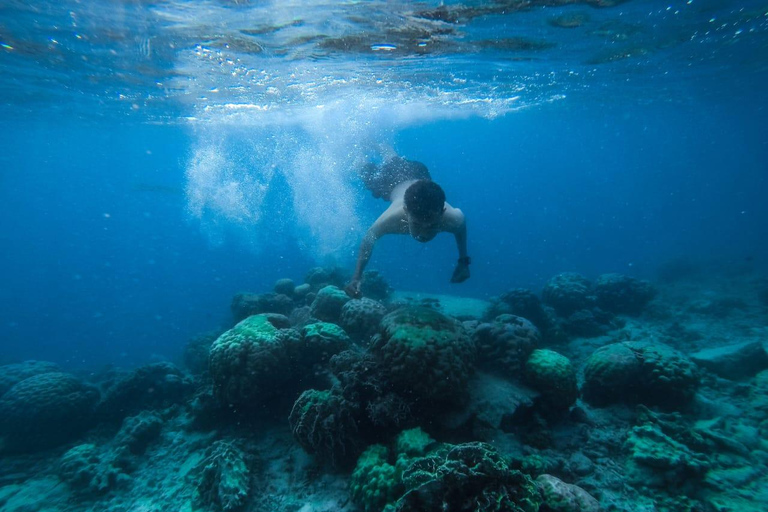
(345, 156), (470, 298)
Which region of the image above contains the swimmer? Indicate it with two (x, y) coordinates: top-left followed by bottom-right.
(345, 155), (470, 299)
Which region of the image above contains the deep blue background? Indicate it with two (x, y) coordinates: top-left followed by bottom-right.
(1, 88), (766, 369)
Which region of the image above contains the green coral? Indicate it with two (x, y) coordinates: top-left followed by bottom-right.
(395, 427), (434, 459)
(351, 428), (438, 512)
(524, 349), (578, 412)
(350, 445), (402, 512)
(209, 315), (300, 408)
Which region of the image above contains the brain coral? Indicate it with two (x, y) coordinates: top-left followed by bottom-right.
(372, 307), (475, 411)
(582, 341), (700, 409)
(209, 314), (301, 409)
(0, 372), (99, 452)
(473, 314), (541, 376)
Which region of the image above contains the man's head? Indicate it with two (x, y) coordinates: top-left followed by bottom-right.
(403, 180), (446, 242)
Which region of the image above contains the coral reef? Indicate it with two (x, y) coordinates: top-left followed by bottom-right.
(310, 285), (351, 323)
(58, 444), (124, 496)
(0, 360), (60, 396)
(209, 314), (301, 409)
(96, 362), (193, 422)
(360, 270), (393, 301)
(113, 410), (163, 456)
(350, 428), (436, 512)
(190, 440), (252, 512)
(350, 444), (401, 512)
(330, 349), (413, 432)
(289, 388), (363, 468)
(524, 349), (578, 414)
(486, 289), (566, 344)
(542, 272), (594, 316)
(396, 442), (541, 512)
(305, 266), (348, 292)
(372, 306), (475, 412)
(594, 273), (656, 315)
(340, 297), (387, 341)
(473, 314), (540, 376)
(299, 322), (352, 366)
(0, 372), (99, 452)
(183, 330), (222, 374)
(582, 341), (700, 409)
(5, 265), (768, 512)
(274, 278), (296, 297)
(231, 292), (294, 323)
(535, 474), (599, 512)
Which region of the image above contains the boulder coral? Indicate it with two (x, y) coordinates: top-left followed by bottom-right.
(96, 362), (192, 422)
(372, 307), (475, 410)
(209, 314), (301, 409)
(0, 372), (99, 452)
(360, 270), (393, 301)
(330, 349), (413, 432)
(542, 273), (594, 316)
(340, 297), (387, 341)
(0, 360), (60, 397)
(231, 292), (294, 323)
(473, 314), (541, 376)
(310, 285), (351, 323)
(582, 341), (700, 409)
(288, 388), (363, 468)
(594, 273), (656, 315)
(524, 349), (578, 414)
(299, 322), (352, 366)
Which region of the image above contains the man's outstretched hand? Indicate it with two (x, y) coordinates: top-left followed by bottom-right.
(450, 261), (470, 283)
(345, 279), (363, 298)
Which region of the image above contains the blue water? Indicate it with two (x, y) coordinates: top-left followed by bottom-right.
(1, 0), (767, 368)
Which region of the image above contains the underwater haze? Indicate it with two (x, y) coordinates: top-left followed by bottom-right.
(1, 1), (768, 511)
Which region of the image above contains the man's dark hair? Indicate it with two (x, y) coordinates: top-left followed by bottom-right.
(404, 180), (446, 220)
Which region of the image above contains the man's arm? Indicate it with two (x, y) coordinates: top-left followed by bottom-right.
(351, 229), (377, 283)
(345, 206), (402, 298)
(445, 207), (470, 283)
